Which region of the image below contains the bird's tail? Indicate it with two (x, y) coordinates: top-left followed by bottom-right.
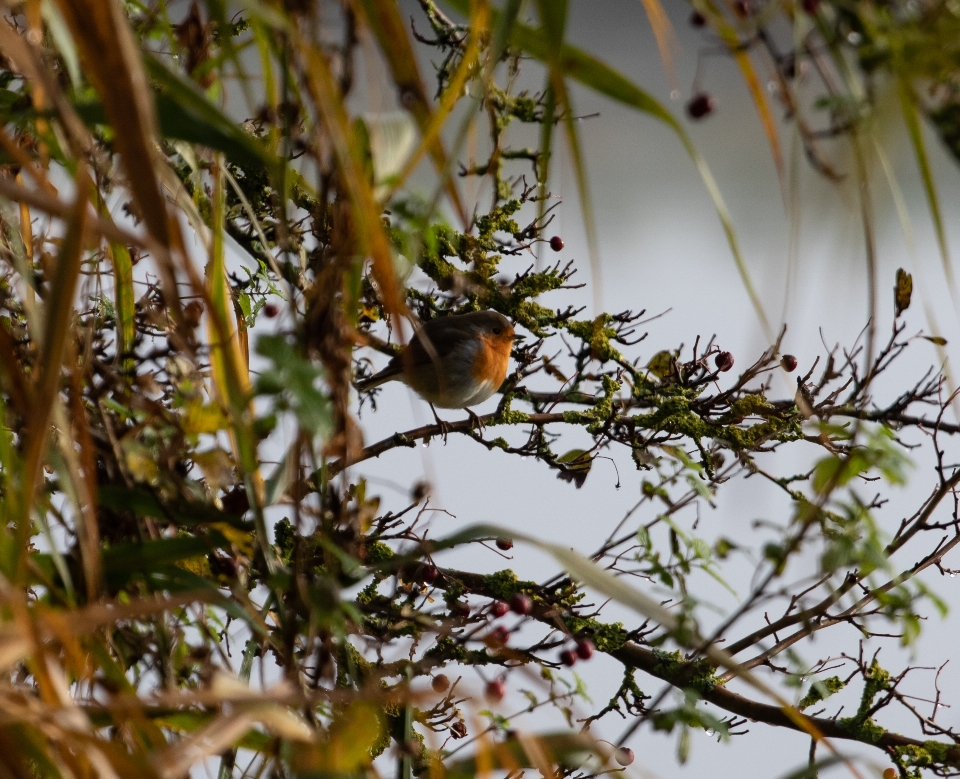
(355, 365), (401, 393)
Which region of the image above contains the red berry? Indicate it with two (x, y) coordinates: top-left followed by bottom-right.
(690, 10), (706, 26)
(559, 648), (577, 667)
(451, 601), (470, 618)
(490, 601), (509, 618)
(263, 302), (280, 318)
(485, 679), (506, 701)
(575, 638), (595, 660)
(715, 351), (735, 372)
(489, 625), (510, 646)
(687, 93), (715, 120)
(801, 0), (820, 14)
(432, 674), (450, 693)
(616, 747), (635, 767)
(496, 538), (514, 551)
(549, 236), (564, 252)
(420, 564), (439, 584)
(509, 593), (532, 615)
(781, 354), (798, 372)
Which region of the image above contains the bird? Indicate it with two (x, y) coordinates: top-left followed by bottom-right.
(355, 310), (517, 410)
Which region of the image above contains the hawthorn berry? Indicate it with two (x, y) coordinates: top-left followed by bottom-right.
(781, 354), (798, 372)
(616, 748), (635, 767)
(575, 638), (595, 660)
(689, 10), (706, 26)
(485, 680), (506, 701)
(549, 235), (564, 252)
(420, 564), (439, 584)
(715, 351), (735, 372)
(489, 625), (510, 646)
(490, 600), (509, 618)
(263, 302), (280, 318)
(687, 93), (715, 120)
(560, 648), (577, 667)
(510, 593), (532, 615)
(496, 538), (514, 551)
(432, 674), (450, 693)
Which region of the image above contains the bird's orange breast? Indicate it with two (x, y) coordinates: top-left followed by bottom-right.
(471, 332), (512, 387)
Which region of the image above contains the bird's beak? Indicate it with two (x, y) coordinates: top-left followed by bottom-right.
(513, 333), (526, 343)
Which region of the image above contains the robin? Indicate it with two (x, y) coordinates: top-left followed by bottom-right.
(355, 310), (517, 410)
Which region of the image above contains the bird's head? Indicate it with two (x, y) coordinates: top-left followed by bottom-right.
(474, 310), (516, 351)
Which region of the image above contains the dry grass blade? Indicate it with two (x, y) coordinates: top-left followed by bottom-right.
(54, 0), (185, 320)
(355, 0), (468, 227)
(0, 11), (91, 157)
(16, 171), (90, 581)
(295, 34), (406, 320)
(0, 177), (149, 249)
(636, 0), (677, 88)
(386, 3), (488, 202)
(696, 3), (786, 203)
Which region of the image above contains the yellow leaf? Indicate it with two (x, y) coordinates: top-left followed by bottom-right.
(289, 701), (383, 773)
(192, 449), (235, 494)
(182, 399), (229, 435)
(894, 267), (913, 317)
(647, 349), (676, 379)
(122, 440), (160, 486)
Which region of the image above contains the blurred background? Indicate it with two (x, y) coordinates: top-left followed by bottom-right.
(330, 1), (960, 776)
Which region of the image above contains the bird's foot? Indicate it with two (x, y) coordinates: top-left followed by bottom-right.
(430, 404), (451, 443)
(466, 408), (485, 435)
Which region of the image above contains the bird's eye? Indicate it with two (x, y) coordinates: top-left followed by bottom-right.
(492, 327), (502, 335)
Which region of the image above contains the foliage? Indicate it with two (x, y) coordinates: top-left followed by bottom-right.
(0, 0), (959, 777)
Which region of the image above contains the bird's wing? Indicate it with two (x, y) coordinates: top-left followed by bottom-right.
(354, 360), (404, 392)
(355, 317), (476, 392)
(403, 317), (477, 367)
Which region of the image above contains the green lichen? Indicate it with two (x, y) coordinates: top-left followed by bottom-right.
(494, 406), (530, 425)
(274, 517), (295, 562)
(442, 581), (466, 604)
(719, 392), (778, 423)
(482, 569), (537, 600)
(628, 390), (803, 453)
(475, 199), (522, 243)
(565, 616), (628, 653)
(424, 636), (496, 666)
(921, 740), (953, 764)
(838, 716), (886, 744)
(563, 315), (623, 363)
(889, 740), (959, 779)
(365, 540), (394, 565)
(559, 375), (622, 433)
(798, 675), (846, 709)
(337, 641), (374, 688)
(356, 580), (381, 607)
(652, 650), (720, 696)
(856, 659), (892, 719)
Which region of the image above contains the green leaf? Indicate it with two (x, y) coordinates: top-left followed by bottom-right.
(98, 485), (252, 530)
(101, 537), (214, 586)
